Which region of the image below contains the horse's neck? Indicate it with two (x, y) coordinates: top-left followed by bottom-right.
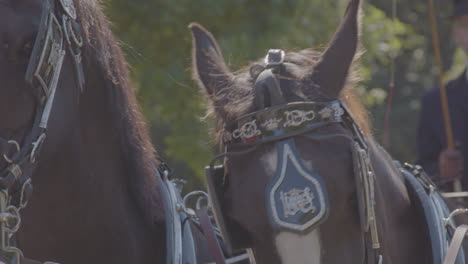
(16, 72), (164, 264)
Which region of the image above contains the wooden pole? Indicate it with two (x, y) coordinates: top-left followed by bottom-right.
(427, 0), (462, 192)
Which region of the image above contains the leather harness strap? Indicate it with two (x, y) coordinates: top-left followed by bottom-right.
(0, 1), (84, 263)
(444, 225), (468, 264)
(196, 207), (226, 264)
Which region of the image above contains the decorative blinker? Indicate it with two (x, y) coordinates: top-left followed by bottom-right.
(267, 139), (329, 233)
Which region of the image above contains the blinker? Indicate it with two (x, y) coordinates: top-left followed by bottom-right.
(267, 139), (329, 233)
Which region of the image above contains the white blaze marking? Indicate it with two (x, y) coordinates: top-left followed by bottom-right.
(261, 146), (322, 263)
(261, 148), (278, 176)
(275, 230), (322, 264)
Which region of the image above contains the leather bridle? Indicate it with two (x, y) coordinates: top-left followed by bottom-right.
(205, 49), (383, 263)
(0, 0), (84, 262)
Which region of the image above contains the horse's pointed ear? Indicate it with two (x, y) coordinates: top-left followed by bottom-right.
(306, 0), (361, 99)
(190, 23), (232, 118)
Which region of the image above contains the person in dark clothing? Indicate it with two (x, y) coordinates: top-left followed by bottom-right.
(418, 0), (468, 188)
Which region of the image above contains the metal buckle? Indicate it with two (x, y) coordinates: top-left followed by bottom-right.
(157, 161), (173, 180)
(264, 49), (285, 67)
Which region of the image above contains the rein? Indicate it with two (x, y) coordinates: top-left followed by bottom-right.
(0, 0), (84, 263)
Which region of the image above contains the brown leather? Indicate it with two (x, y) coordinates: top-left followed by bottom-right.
(444, 225), (468, 264)
(196, 207), (226, 264)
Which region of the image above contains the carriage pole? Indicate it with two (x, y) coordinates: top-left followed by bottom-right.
(427, 0), (462, 192)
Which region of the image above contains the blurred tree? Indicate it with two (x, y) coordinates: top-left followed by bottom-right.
(103, 0), (461, 190)
(369, 0), (457, 162)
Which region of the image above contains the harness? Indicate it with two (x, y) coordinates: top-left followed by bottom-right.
(156, 164), (197, 264)
(205, 49), (382, 263)
(0, 0), (84, 263)
(157, 163), (253, 264)
(399, 163), (466, 264)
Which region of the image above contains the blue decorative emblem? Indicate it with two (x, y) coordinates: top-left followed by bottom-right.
(267, 139), (329, 233)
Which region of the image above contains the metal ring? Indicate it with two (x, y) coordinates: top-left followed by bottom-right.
(444, 208), (468, 231)
(2, 155), (13, 164)
(4, 206), (21, 234)
(2, 140), (20, 164)
(196, 196), (209, 211)
(182, 191), (211, 217)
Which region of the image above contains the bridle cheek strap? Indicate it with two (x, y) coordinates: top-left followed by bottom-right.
(0, 0), (84, 263)
(266, 138), (329, 233)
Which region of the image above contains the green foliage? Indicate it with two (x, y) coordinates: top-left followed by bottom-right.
(104, 0), (462, 190)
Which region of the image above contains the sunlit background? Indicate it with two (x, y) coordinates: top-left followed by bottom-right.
(103, 0), (463, 191)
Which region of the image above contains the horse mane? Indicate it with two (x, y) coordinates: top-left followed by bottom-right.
(203, 49), (372, 145)
(75, 0), (164, 227)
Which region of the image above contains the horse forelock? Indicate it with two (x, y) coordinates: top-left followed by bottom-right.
(209, 48), (371, 146)
(74, 0), (165, 228)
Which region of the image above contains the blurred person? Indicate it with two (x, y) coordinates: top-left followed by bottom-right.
(418, 0), (468, 190)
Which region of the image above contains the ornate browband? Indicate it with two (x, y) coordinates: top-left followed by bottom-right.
(223, 101), (345, 145)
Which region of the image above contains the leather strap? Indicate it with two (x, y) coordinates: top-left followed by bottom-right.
(444, 225), (468, 264)
(196, 207), (226, 264)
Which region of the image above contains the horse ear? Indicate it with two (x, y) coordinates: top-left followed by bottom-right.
(306, 0), (361, 99)
(190, 23), (232, 118)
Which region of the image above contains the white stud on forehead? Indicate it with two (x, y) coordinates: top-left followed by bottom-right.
(265, 49), (285, 67)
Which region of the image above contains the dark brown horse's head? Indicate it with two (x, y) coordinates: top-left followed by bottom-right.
(0, 0), (81, 171)
(191, 0), (371, 262)
(0, 1), (166, 263)
(0, 0), (41, 164)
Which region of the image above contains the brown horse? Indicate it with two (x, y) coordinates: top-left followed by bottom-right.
(0, 0), (169, 263)
(189, 0), (461, 263)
